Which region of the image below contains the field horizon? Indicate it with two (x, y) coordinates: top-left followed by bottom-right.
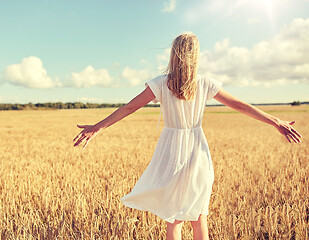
(0, 100), (308, 111)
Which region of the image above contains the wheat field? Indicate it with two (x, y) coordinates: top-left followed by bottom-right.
(0, 105), (308, 239)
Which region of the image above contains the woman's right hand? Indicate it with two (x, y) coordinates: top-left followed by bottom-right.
(274, 120), (302, 143)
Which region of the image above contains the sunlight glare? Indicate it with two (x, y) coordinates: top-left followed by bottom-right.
(247, 0), (276, 32)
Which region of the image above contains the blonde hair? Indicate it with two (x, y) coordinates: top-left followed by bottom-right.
(165, 32), (200, 101)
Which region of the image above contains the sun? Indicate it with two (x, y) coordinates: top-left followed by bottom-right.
(261, 0), (275, 28)
(262, 0), (274, 15)
(246, 0), (276, 30)
(262, 0), (274, 8)
(247, 0), (274, 12)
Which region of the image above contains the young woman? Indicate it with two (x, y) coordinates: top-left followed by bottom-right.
(73, 32), (301, 240)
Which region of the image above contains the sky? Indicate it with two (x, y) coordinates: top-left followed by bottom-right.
(0, 0), (309, 104)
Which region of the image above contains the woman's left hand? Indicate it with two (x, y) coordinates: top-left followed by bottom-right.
(73, 124), (100, 148)
(275, 120), (302, 143)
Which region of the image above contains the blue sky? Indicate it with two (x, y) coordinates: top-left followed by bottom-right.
(0, 0), (308, 104)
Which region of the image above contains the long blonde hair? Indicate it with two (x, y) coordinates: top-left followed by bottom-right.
(166, 32), (200, 101)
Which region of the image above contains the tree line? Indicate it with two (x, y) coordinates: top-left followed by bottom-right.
(0, 101), (306, 111)
(0, 102), (160, 111)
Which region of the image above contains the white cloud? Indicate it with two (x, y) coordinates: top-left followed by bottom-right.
(161, 0), (176, 13)
(198, 18), (309, 87)
(67, 65), (155, 88)
(68, 66), (113, 88)
(3, 56), (61, 89)
(121, 67), (152, 86)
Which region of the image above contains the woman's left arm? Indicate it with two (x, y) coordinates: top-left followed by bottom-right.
(73, 86), (156, 148)
(214, 88), (302, 143)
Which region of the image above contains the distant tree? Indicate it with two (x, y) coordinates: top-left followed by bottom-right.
(11, 104), (23, 110)
(28, 102), (34, 108)
(35, 103), (44, 108)
(291, 101), (301, 106)
(0, 104), (10, 110)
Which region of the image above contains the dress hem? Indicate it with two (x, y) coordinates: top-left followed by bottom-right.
(121, 199), (209, 224)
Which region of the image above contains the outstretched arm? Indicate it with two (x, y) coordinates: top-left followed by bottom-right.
(73, 86), (156, 148)
(214, 88), (302, 143)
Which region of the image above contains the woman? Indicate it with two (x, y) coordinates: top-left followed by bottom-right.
(73, 32), (301, 240)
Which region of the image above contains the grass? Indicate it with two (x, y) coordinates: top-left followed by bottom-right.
(0, 106), (308, 239)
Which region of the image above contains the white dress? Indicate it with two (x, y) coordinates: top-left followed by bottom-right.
(121, 74), (222, 224)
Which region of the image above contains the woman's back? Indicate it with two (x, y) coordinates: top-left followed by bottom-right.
(146, 74), (222, 129)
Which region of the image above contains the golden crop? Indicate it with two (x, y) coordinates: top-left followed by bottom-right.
(0, 105), (308, 239)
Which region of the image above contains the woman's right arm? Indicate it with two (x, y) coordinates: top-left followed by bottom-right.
(73, 86), (156, 148)
(213, 88), (302, 143)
